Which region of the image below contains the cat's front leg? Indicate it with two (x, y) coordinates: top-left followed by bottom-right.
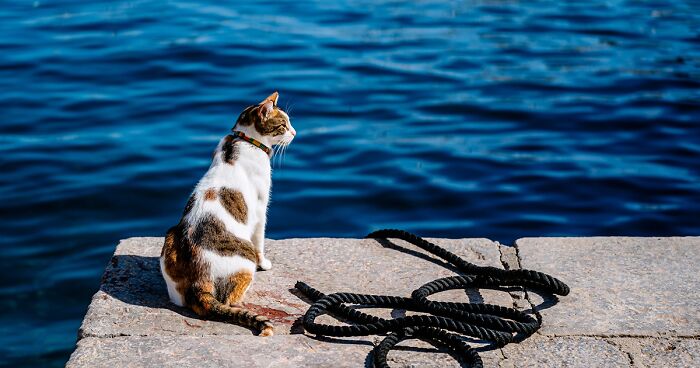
(252, 219), (272, 271)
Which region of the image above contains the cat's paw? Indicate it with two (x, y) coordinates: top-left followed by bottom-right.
(258, 257), (272, 271)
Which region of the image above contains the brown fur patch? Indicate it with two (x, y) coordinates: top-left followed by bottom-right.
(190, 214), (258, 263)
(204, 188), (217, 201)
(235, 105), (257, 127)
(222, 135), (240, 164)
(162, 225), (202, 301)
(224, 271), (253, 305)
(182, 195), (196, 218)
(214, 277), (234, 303)
(187, 281), (216, 316)
(219, 188), (247, 223)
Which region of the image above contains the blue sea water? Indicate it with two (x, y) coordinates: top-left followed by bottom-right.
(0, 0), (699, 366)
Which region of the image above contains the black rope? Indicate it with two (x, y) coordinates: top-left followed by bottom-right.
(295, 229), (570, 367)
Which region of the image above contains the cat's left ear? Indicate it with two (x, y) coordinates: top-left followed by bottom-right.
(257, 91), (278, 119)
(263, 91), (279, 107)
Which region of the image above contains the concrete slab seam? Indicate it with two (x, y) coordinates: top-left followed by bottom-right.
(513, 239), (544, 330)
(496, 243), (524, 309)
(496, 241), (521, 363)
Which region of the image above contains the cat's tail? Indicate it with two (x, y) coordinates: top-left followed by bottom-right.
(191, 291), (274, 336)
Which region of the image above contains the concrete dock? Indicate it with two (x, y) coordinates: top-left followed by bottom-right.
(66, 236), (700, 367)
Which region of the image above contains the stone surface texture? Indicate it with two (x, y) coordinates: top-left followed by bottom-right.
(516, 236), (700, 337)
(67, 236), (700, 367)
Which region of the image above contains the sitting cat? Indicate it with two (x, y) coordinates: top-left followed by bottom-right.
(160, 92), (295, 336)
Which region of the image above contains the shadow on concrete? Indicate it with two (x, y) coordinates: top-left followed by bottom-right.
(100, 254), (175, 309)
(373, 238), (488, 304)
(525, 290), (561, 313)
(373, 238), (463, 274)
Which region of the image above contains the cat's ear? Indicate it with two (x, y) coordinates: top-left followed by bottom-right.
(263, 91), (279, 106)
(258, 100), (274, 120)
(258, 92), (278, 119)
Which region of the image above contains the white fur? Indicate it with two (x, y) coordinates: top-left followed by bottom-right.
(202, 249), (257, 278)
(160, 257), (184, 306)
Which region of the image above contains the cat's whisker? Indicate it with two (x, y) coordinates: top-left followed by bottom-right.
(278, 140), (290, 167)
(276, 143), (285, 168)
(278, 140), (290, 168)
(282, 141), (289, 166)
(273, 145), (282, 168)
(272, 143), (284, 168)
(279, 144), (287, 167)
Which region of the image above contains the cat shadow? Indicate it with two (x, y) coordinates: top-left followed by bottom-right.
(100, 254), (259, 335)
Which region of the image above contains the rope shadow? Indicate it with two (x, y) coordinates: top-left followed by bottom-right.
(374, 237), (486, 305)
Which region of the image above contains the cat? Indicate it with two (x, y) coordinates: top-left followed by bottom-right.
(160, 92), (295, 336)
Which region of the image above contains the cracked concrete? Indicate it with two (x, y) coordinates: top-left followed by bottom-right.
(604, 338), (638, 367)
(497, 243), (531, 312)
(67, 236), (700, 367)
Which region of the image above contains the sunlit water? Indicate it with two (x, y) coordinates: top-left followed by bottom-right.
(1, 1), (699, 366)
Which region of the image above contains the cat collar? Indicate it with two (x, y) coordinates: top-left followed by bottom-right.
(232, 131), (272, 156)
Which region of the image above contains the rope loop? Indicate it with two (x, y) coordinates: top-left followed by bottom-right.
(295, 229), (570, 367)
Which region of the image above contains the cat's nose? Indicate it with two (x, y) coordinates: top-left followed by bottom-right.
(290, 127), (296, 136)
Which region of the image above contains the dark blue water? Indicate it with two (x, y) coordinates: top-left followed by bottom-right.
(1, 1), (699, 366)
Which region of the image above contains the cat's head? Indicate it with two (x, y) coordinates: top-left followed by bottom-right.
(234, 92), (296, 146)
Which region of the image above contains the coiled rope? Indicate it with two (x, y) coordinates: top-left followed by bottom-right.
(295, 229), (570, 367)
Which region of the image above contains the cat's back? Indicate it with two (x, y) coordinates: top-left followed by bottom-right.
(187, 136), (271, 239)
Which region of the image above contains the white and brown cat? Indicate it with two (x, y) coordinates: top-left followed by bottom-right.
(160, 92), (295, 336)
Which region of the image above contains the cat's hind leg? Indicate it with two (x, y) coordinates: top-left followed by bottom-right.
(224, 270), (253, 305)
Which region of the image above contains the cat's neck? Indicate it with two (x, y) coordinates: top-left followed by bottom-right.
(231, 126), (274, 151)
(212, 134), (271, 173)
